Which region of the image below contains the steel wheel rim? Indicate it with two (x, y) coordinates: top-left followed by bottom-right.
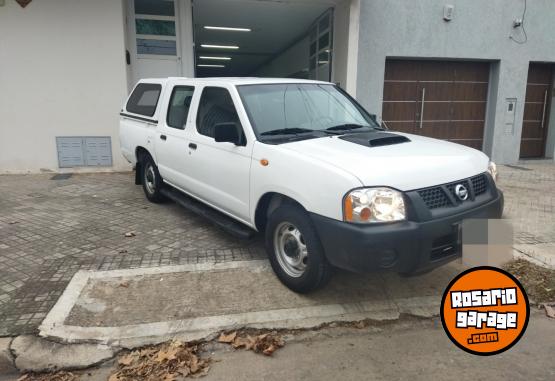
(145, 164), (156, 195)
(274, 222), (308, 278)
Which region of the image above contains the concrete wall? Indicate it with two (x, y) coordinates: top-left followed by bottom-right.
(254, 37), (310, 78)
(331, 0), (349, 88)
(0, 0), (130, 173)
(355, 0), (555, 163)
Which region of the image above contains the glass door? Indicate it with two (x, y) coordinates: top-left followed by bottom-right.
(128, 0), (182, 83)
(308, 9), (333, 82)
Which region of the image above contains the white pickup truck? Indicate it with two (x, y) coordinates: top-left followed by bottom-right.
(119, 77), (503, 293)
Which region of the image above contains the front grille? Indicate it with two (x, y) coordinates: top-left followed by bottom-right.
(417, 173), (489, 210)
(471, 174), (487, 196)
(418, 187), (450, 209)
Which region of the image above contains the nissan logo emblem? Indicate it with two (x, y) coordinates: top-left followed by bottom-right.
(455, 184), (469, 201)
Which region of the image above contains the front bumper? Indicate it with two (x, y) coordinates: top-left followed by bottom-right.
(310, 191), (504, 274)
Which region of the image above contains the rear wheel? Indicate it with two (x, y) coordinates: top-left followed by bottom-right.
(265, 204), (332, 293)
(141, 155), (165, 203)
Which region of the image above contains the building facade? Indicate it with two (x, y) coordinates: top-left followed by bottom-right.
(1, 0), (554, 173)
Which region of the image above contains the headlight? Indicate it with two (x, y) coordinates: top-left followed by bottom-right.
(488, 161), (498, 183)
(344, 187), (406, 223)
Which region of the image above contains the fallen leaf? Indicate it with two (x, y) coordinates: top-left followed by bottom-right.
(218, 331), (237, 343)
(8, 221), (19, 225)
(111, 341), (210, 381)
(17, 371), (79, 381)
(354, 321), (366, 329)
(232, 335), (255, 350)
(542, 304), (555, 318)
(124, 231), (136, 237)
(119, 281), (129, 288)
(156, 345), (181, 362)
(118, 353), (136, 366)
(262, 344), (276, 356)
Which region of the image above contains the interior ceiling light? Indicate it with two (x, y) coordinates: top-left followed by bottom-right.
(200, 44), (239, 50)
(197, 64), (225, 68)
(199, 56), (232, 60)
(204, 26), (251, 32)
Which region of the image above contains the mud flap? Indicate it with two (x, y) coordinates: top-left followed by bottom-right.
(135, 162), (142, 185)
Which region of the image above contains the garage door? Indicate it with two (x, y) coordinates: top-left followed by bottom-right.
(520, 63), (553, 158)
(382, 60), (490, 150)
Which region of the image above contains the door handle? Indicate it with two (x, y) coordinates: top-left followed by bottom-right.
(189, 143), (197, 150)
(160, 134), (167, 141)
(541, 89), (548, 129)
(419, 87), (426, 129)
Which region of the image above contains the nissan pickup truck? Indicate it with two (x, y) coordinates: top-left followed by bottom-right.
(119, 77), (503, 293)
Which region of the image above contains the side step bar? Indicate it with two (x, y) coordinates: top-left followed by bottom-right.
(160, 187), (256, 240)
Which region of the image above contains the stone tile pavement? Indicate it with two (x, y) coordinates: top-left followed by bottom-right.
(0, 161), (553, 336)
(0, 172), (264, 336)
(499, 162), (555, 247)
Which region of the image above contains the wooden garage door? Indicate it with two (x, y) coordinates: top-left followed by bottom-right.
(520, 63), (553, 158)
(382, 60), (490, 150)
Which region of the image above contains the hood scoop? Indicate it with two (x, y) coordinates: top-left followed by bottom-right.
(339, 131), (411, 148)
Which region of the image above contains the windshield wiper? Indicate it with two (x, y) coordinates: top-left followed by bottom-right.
(326, 123), (370, 131)
(261, 127), (315, 136)
(325, 123), (386, 133)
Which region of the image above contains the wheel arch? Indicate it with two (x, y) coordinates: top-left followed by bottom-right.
(254, 192), (308, 232)
(134, 146), (153, 185)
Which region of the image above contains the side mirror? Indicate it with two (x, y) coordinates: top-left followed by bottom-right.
(214, 122), (241, 145)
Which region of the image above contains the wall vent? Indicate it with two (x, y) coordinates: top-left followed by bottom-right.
(56, 137), (112, 168)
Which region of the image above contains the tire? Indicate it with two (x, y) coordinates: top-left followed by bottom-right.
(140, 154), (165, 203)
(265, 204), (332, 293)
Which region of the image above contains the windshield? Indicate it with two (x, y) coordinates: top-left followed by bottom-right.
(237, 84), (378, 140)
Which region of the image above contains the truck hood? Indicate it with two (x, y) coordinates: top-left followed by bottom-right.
(280, 131), (489, 191)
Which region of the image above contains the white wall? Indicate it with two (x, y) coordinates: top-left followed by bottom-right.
(254, 37), (310, 78)
(354, 0), (555, 164)
(0, 0), (130, 173)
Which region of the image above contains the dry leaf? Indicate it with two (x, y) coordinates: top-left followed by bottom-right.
(354, 321), (366, 329)
(110, 340), (210, 381)
(262, 344), (276, 356)
(542, 303), (555, 318)
(118, 353), (136, 366)
(221, 331), (285, 356)
(124, 231), (136, 237)
(119, 281), (129, 288)
(155, 346), (179, 362)
(218, 331), (237, 343)
(17, 371), (78, 381)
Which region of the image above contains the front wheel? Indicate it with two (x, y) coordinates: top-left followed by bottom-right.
(265, 204), (332, 293)
(141, 155), (165, 203)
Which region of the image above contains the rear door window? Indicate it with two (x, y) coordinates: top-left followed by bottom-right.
(167, 86), (195, 129)
(126, 83), (162, 117)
